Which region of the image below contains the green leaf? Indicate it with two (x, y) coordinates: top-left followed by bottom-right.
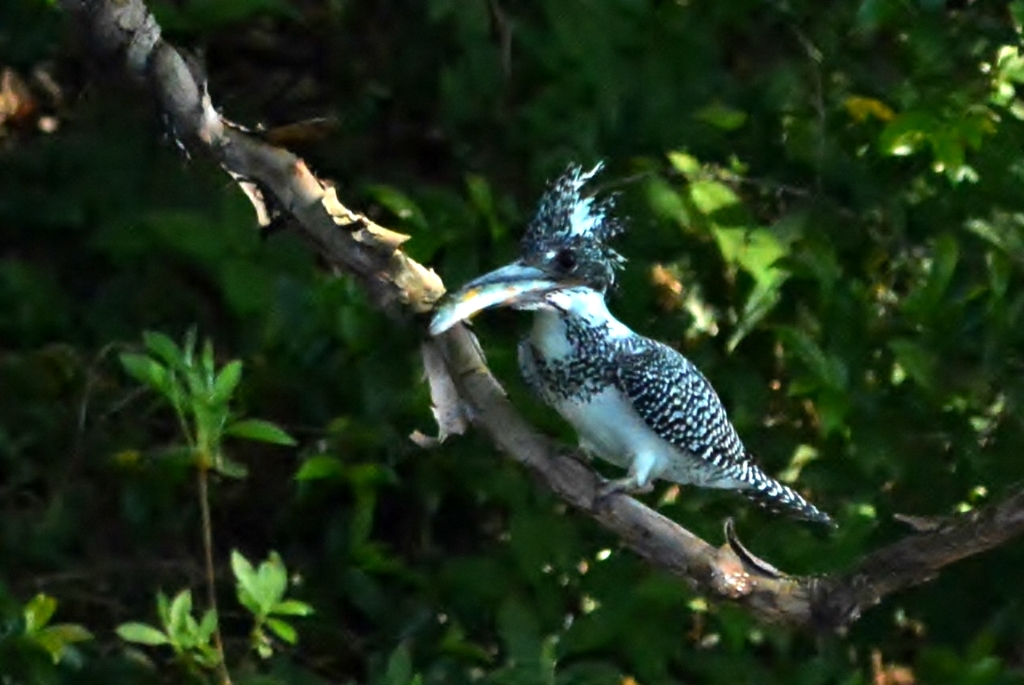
(192, 643), (222, 669)
(987, 250), (1011, 300)
(231, 550), (256, 581)
(225, 419), (297, 446)
(667, 150), (701, 177)
(272, 599), (314, 617)
(254, 553), (289, 612)
(213, 453), (250, 479)
(439, 623), (493, 664)
(117, 622), (171, 646)
(265, 617), (297, 645)
(383, 642), (414, 685)
(816, 389), (851, 438)
(879, 111), (934, 156)
(466, 174), (504, 240)
(1013, 2), (1024, 31)
(231, 550), (261, 614)
(929, 233), (959, 294)
(23, 593), (57, 633)
(234, 551), (290, 617)
(465, 174), (494, 216)
(181, 612), (202, 649)
(295, 455), (345, 481)
(212, 360), (243, 403)
(120, 352), (171, 396)
(645, 176), (691, 225)
(237, 587), (260, 617)
(905, 233), (960, 320)
(201, 339), (216, 387)
(168, 590), (193, 635)
(181, 364), (207, 400)
(182, 327), (198, 368)
(777, 327), (847, 392)
(712, 226), (789, 285)
(695, 102), (748, 131)
(965, 214), (1024, 263)
(728, 279), (783, 352)
(931, 129), (964, 176)
(365, 184), (428, 230)
(34, 623), (93, 663)
(143, 331), (183, 368)
(351, 488), (377, 549)
(889, 339), (936, 389)
(197, 609), (218, 643)
(689, 180), (740, 216)
(39, 624), (93, 644)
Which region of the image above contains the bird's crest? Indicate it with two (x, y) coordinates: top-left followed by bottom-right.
(521, 163), (626, 289)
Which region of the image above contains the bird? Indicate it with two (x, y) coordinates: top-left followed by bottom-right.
(429, 163), (833, 526)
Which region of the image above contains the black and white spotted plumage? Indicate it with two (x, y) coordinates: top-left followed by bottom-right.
(616, 342), (747, 471)
(432, 164), (833, 526)
(614, 341), (832, 524)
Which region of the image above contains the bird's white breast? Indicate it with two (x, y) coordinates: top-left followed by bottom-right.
(554, 388), (741, 488)
(554, 387), (664, 470)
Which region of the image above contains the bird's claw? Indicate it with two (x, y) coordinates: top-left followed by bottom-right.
(566, 449), (593, 466)
(593, 476), (653, 507)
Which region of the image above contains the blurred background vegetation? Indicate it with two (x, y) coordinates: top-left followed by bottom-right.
(3, 0), (1024, 682)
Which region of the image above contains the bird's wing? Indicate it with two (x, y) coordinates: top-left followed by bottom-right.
(616, 340), (835, 526)
(614, 340), (749, 472)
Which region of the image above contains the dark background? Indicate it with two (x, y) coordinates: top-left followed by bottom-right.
(2, 0), (1024, 682)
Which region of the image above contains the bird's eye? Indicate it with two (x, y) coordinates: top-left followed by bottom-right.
(554, 249), (577, 271)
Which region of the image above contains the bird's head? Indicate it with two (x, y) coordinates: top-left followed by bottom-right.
(430, 163), (625, 335)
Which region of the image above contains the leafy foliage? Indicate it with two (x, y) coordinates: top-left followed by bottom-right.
(3, 0), (1024, 684)
(117, 589), (221, 671)
(119, 330), (296, 478)
(231, 550), (314, 658)
(116, 551), (312, 671)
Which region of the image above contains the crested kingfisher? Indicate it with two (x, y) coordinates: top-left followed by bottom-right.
(430, 164), (833, 526)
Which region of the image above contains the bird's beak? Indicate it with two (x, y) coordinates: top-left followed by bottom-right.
(429, 261), (568, 335)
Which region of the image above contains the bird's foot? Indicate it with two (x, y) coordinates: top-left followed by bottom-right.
(593, 476), (653, 507)
(566, 448), (593, 466)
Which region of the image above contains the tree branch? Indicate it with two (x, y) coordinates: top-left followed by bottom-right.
(811, 488), (1024, 629)
(58, 0), (1024, 632)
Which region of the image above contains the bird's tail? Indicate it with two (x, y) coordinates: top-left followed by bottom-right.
(741, 468), (835, 528)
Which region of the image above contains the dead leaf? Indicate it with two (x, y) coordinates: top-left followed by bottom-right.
(871, 649), (915, 685)
(419, 340), (469, 444)
(0, 68), (37, 128)
(261, 116), (340, 146)
(893, 513), (949, 533)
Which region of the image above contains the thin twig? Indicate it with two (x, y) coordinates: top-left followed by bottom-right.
(197, 464), (232, 685)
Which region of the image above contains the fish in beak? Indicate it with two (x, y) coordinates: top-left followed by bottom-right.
(429, 262), (571, 336)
